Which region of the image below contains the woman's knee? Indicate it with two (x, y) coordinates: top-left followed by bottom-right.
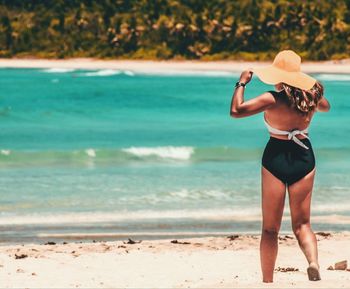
(292, 221), (311, 237)
(262, 226), (280, 236)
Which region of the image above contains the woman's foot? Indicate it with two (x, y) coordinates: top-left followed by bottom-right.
(307, 262), (321, 281)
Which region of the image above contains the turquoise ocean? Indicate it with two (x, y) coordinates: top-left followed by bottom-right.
(0, 67), (349, 244)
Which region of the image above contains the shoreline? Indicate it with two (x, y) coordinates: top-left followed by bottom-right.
(1, 228), (347, 247)
(2, 212), (350, 245)
(1, 232), (350, 288)
(1, 58), (350, 73)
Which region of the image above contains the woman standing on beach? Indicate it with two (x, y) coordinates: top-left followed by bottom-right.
(229, 50), (330, 282)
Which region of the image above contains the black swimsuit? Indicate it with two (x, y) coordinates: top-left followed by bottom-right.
(262, 137), (315, 185)
(261, 90), (316, 186)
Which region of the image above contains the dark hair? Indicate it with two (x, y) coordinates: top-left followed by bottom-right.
(281, 81), (323, 114)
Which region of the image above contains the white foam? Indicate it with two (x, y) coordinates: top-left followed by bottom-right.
(2, 207), (350, 226)
(42, 68), (238, 77)
(1, 149), (11, 156)
(124, 70), (135, 76)
(0, 208), (261, 226)
(42, 68), (75, 73)
(83, 69), (122, 77)
(311, 214), (350, 224)
(316, 73), (350, 81)
(122, 146), (194, 160)
(85, 148), (96, 157)
(312, 202), (350, 213)
(167, 189), (232, 201)
(139, 69), (238, 77)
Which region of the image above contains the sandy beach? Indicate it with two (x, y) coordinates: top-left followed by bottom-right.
(1, 58), (350, 73)
(1, 0), (350, 286)
(0, 232), (349, 288)
(0, 58), (349, 288)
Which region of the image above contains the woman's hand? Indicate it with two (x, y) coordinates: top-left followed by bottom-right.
(239, 69), (253, 84)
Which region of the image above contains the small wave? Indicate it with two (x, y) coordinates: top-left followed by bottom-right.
(85, 148), (96, 158)
(315, 73), (350, 81)
(311, 214), (350, 224)
(1, 149), (10, 156)
(312, 202), (350, 214)
(0, 208), (262, 226)
(166, 189), (233, 201)
(42, 68), (76, 73)
(2, 208), (350, 227)
(0, 146), (348, 168)
(139, 69), (239, 77)
(122, 146), (194, 160)
(83, 69), (122, 77)
(124, 70), (135, 76)
(116, 189), (241, 205)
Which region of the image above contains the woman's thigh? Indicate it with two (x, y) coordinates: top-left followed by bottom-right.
(261, 166), (287, 231)
(287, 168), (316, 231)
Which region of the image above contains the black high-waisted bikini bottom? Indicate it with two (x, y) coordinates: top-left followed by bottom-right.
(262, 137), (315, 186)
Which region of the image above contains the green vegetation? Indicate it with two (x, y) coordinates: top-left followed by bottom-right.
(0, 0), (350, 60)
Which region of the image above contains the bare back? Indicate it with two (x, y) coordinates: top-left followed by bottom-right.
(264, 90), (315, 140)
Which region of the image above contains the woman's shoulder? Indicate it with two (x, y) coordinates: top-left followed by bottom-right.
(266, 90), (278, 95)
(266, 89), (289, 103)
(266, 90), (284, 96)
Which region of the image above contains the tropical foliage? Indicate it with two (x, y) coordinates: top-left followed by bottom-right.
(0, 0), (350, 60)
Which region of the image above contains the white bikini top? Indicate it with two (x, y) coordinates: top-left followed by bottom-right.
(264, 117), (310, 149)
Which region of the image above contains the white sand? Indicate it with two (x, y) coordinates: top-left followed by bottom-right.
(0, 58), (350, 74)
(0, 58), (349, 287)
(1, 232), (350, 288)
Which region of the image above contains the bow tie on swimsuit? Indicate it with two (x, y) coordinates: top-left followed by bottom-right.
(264, 117), (310, 150)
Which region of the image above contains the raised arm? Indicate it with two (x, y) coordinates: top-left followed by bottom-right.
(316, 95), (330, 112)
(230, 70), (276, 118)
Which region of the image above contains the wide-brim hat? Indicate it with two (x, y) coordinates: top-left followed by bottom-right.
(252, 50), (316, 90)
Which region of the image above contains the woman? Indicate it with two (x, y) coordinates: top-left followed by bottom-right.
(229, 50), (330, 283)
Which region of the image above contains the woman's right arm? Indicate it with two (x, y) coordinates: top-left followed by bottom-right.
(317, 96), (330, 112)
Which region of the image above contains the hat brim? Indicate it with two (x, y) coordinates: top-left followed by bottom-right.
(252, 65), (316, 90)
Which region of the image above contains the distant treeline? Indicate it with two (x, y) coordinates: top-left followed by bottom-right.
(0, 0), (349, 60)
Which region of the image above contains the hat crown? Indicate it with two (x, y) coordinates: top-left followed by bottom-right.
(272, 50), (301, 72)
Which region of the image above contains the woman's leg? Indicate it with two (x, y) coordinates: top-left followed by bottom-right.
(288, 168), (320, 274)
(260, 166), (287, 283)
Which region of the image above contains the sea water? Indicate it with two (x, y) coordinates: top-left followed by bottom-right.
(0, 67), (349, 244)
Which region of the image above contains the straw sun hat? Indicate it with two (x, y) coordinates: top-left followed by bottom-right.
(253, 50), (316, 90)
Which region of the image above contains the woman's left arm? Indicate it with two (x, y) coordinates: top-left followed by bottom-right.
(230, 70), (276, 118)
